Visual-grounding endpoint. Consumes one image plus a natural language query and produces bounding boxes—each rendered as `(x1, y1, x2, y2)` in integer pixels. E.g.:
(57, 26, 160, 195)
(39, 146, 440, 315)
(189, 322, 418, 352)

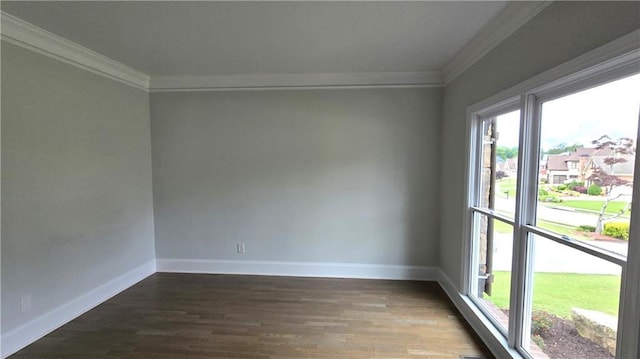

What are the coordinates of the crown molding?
(442, 1, 552, 86)
(149, 71, 443, 92)
(1, 11, 149, 91)
(0, 11, 440, 92)
(1, 1, 551, 92)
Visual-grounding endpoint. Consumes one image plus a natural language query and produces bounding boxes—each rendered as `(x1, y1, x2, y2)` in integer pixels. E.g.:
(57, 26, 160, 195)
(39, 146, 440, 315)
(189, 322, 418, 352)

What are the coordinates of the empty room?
(2, 1, 639, 358)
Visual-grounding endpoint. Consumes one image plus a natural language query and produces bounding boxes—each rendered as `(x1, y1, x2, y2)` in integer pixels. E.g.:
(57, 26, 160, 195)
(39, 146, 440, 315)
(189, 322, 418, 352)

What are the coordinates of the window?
(466, 51, 640, 359)
(469, 110, 520, 334)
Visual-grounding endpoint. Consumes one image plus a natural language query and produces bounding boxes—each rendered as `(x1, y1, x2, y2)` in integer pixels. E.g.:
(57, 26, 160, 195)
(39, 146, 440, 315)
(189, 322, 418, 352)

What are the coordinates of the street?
(491, 196, 627, 275)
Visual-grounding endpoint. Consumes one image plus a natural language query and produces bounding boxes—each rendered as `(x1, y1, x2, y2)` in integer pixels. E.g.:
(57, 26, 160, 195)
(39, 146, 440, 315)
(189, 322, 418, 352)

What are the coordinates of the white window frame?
(461, 29, 640, 359)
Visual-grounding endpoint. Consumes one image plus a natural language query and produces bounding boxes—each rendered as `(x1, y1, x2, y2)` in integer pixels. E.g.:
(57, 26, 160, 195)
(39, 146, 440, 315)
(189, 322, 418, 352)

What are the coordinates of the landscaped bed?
(534, 312, 613, 359)
(489, 272, 619, 358)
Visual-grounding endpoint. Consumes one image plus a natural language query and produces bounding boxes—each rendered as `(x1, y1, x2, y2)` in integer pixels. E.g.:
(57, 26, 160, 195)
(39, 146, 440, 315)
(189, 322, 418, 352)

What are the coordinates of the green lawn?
(487, 271, 620, 318)
(493, 220, 513, 233)
(497, 178, 517, 198)
(549, 200, 630, 215)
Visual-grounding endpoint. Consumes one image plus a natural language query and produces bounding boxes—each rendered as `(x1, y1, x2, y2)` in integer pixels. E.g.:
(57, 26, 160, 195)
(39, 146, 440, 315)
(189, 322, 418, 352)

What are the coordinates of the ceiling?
(2, 1, 507, 78)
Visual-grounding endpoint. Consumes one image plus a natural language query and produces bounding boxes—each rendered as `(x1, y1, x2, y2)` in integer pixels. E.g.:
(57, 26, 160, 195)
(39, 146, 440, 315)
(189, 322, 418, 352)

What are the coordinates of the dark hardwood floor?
(11, 273, 493, 358)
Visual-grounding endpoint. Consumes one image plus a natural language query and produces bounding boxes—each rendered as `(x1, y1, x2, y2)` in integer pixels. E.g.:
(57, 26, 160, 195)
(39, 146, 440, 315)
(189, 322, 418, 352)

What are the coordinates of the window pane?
(471, 212, 513, 333)
(478, 111, 521, 219)
(536, 74, 640, 258)
(524, 235, 621, 359)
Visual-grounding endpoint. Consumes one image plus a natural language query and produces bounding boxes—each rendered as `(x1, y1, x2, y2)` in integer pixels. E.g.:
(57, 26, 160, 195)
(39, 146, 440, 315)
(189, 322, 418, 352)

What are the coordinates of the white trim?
(0, 11, 149, 91)
(149, 71, 443, 92)
(0, 260, 156, 358)
(437, 270, 523, 359)
(156, 258, 436, 281)
(443, 1, 552, 85)
(150, 84, 439, 92)
(617, 112, 640, 359)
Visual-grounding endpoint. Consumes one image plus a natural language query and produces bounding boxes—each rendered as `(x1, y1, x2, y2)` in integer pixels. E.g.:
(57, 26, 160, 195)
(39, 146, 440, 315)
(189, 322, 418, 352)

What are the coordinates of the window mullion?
(462, 114, 483, 295)
(508, 94, 540, 351)
(616, 111, 640, 359)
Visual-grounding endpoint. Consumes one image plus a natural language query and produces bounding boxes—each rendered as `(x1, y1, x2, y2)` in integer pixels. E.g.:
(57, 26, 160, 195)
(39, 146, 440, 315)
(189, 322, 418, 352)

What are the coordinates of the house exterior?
(545, 147, 635, 186)
(545, 148, 597, 184)
(585, 154, 636, 185)
(497, 156, 518, 176)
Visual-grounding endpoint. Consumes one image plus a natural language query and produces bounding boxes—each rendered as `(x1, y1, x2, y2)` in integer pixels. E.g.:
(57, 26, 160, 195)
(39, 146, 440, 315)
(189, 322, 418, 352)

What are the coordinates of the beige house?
(545, 147, 635, 186)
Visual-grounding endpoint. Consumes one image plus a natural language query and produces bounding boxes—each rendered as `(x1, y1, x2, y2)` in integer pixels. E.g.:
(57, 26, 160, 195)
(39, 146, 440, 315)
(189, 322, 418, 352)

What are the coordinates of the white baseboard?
(436, 270, 522, 359)
(156, 258, 437, 281)
(1, 260, 156, 358)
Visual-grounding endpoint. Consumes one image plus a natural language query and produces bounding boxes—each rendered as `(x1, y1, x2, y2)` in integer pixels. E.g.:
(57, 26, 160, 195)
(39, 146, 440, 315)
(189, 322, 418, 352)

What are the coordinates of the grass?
(497, 178, 517, 198)
(487, 271, 620, 318)
(497, 178, 630, 216)
(493, 220, 513, 233)
(550, 200, 630, 215)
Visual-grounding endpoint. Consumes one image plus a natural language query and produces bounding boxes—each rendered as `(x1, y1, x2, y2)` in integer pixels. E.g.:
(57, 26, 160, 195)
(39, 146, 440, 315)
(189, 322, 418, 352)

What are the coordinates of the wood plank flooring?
(11, 273, 493, 358)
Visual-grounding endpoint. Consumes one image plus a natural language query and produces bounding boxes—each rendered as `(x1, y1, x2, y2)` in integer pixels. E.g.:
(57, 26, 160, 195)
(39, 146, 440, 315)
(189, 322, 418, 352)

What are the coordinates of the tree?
(545, 142, 584, 155)
(496, 146, 518, 159)
(588, 135, 634, 233)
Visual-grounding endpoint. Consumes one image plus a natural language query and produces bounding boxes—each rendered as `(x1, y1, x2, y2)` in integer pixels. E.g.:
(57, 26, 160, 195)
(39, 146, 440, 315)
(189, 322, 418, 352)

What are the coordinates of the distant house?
(585, 154, 635, 185)
(545, 148, 596, 184)
(497, 156, 517, 175)
(544, 147, 635, 185)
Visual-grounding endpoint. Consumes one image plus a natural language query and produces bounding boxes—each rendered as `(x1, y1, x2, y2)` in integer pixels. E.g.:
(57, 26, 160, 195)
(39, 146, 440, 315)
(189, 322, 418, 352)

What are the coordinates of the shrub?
(587, 184, 603, 196)
(573, 186, 588, 194)
(540, 178, 548, 184)
(538, 188, 549, 196)
(577, 225, 596, 232)
(556, 184, 567, 191)
(603, 222, 630, 240)
(531, 310, 554, 336)
(566, 181, 584, 190)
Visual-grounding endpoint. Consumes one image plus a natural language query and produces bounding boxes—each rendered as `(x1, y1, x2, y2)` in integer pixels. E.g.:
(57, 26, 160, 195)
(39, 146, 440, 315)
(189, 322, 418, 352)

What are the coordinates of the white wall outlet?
(237, 243, 246, 254)
(21, 294, 31, 312)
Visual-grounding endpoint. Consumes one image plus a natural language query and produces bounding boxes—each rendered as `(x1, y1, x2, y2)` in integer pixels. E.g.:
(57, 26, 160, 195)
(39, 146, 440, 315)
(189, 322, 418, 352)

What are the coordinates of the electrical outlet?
(21, 294, 31, 312)
(237, 243, 246, 254)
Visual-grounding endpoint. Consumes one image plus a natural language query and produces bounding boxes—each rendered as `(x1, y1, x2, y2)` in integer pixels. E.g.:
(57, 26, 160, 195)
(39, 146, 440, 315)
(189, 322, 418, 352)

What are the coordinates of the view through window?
(469, 73, 639, 359)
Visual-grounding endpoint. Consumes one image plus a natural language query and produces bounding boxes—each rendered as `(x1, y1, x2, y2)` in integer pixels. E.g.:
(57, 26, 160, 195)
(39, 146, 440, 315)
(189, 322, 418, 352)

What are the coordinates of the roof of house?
(546, 147, 636, 174)
(546, 154, 571, 171)
(591, 155, 636, 175)
(546, 148, 615, 169)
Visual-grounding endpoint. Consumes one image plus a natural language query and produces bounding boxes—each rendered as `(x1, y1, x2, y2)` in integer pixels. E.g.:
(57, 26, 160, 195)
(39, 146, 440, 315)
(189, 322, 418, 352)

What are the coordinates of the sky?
(495, 73, 640, 151)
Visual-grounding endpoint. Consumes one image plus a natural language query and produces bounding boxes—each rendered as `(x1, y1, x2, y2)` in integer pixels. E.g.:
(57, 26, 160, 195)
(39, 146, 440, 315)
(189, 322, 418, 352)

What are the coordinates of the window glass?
(536, 74, 640, 258)
(524, 235, 621, 359)
(477, 111, 521, 218)
(470, 213, 513, 333)
(468, 66, 639, 359)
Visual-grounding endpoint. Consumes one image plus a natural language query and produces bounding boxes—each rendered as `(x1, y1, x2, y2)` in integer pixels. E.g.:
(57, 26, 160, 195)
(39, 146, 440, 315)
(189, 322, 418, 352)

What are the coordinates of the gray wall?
(439, 1, 640, 287)
(151, 88, 441, 266)
(1, 43, 155, 333)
